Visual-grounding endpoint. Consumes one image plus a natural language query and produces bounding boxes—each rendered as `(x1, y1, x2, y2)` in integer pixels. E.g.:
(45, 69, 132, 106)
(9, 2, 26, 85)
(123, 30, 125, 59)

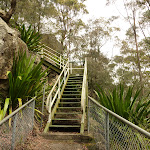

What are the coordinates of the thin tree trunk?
(132, 10, 144, 95)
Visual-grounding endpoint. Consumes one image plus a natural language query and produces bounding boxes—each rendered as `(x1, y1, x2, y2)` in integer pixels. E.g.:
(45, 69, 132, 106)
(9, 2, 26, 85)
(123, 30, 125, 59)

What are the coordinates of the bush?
(18, 24, 41, 52)
(7, 51, 47, 109)
(95, 84, 150, 128)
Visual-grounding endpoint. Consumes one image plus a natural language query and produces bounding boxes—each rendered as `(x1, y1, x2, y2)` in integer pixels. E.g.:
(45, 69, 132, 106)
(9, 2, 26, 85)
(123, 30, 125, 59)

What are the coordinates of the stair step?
(49, 125, 80, 128)
(64, 88, 82, 90)
(68, 79, 83, 81)
(58, 107, 81, 109)
(68, 77, 83, 79)
(66, 84, 82, 86)
(59, 102, 81, 107)
(53, 118, 80, 121)
(60, 98, 81, 102)
(55, 112, 81, 115)
(67, 82, 82, 84)
(63, 91, 81, 92)
(69, 75, 83, 77)
(62, 94, 81, 96)
(60, 102, 81, 104)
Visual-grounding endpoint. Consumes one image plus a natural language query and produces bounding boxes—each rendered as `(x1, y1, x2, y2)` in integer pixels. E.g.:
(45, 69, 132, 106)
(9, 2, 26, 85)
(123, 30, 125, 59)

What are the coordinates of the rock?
(0, 18, 28, 79)
(0, 18, 28, 97)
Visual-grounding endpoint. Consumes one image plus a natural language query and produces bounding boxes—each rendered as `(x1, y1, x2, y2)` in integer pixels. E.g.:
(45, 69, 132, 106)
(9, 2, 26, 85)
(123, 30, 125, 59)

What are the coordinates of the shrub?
(18, 24, 41, 52)
(95, 84, 150, 127)
(7, 51, 47, 109)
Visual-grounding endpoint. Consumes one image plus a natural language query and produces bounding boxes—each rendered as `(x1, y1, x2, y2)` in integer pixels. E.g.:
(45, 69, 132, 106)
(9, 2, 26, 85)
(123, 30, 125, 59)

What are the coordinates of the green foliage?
(95, 84, 150, 127)
(7, 51, 47, 109)
(0, 98, 9, 121)
(18, 24, 41, 52)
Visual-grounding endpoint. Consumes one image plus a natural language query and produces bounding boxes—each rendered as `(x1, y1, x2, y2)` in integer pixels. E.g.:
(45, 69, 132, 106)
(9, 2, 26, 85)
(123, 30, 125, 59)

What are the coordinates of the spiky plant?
(95, 84, 150, 127)
(0, 98, 9, 121)
(18, 24, 41, 52)
(7, 51, 47, 109)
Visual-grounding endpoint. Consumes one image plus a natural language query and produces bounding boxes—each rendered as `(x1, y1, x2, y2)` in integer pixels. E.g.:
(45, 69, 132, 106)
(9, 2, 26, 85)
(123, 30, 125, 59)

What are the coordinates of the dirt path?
(16, 130, 89, 150)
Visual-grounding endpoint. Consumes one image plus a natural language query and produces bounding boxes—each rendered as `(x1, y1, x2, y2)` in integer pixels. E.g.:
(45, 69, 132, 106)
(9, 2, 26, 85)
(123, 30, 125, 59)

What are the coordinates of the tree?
(107, 0, 150, 95)
(72, 18, 119, 95)
(50, 0, 88, 55)
(0, 0, 16, 23)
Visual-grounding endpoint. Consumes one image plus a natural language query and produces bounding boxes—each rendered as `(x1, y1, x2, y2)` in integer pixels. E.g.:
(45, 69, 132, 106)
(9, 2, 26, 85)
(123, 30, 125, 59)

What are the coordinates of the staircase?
(38, 44, 88, 134)
(38, 43, 67, 73)
(49, 74, 83, 132)
(44, 60, 87, 133)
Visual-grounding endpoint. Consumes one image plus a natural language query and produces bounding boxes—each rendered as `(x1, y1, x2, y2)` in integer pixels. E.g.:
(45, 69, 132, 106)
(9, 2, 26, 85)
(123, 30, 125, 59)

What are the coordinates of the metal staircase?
(49, 74, 83, 132)
(38, 43, 88, 134)
(38, 43, 67, 73)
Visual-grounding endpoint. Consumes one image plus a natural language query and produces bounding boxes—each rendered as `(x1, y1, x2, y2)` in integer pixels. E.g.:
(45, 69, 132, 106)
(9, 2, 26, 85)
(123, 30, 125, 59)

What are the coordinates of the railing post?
(41, 48, 44, 58)
(41, 84, 45, 127)
(70, 62, 72, 74)
(58, 79, 60, 98)
(63, 60, 64, 69)
(11, 114, 17, 150)
(44, 94, 52, 133)
(87, 97, 90, 134)
(60, 55, 62, 69)
(105, 112, 109, 150)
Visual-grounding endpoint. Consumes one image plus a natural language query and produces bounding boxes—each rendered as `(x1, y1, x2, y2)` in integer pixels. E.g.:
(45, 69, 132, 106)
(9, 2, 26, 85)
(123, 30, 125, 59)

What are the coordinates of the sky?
(82, 0, 130, 58)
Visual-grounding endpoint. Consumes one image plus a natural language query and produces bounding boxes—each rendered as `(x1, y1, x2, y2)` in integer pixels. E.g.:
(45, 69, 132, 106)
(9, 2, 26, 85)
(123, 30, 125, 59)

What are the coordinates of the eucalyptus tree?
(72, 18, 120, 94)
(0, 0, 55, 32)
(106, 0, 150, 95)
(0, 0, 16, 23)
(50, 0, 88, 55)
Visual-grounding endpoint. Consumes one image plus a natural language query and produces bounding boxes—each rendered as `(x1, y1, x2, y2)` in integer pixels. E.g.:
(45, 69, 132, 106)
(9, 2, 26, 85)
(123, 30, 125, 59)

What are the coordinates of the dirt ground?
(15, 127, 89, 150)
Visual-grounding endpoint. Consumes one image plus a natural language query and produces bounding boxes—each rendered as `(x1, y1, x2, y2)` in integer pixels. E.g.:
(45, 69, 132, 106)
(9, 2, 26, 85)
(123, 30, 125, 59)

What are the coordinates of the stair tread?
(62, 94, 81, 96)
(63, 91, 81, 92)
(53, 118, 80, 121)
(58, 107, 81, 109)
(60, 102, 80, 104)
(65, 85, 82, 86)
(55, 112, 81, 114)
(69, 75, 83, 77)
(67, 82, 82, 83)
(49, 125, 80, 128)
(61, 98, 81, 99)
(68, 79, 83, 81)
(64, 88, 82, 90)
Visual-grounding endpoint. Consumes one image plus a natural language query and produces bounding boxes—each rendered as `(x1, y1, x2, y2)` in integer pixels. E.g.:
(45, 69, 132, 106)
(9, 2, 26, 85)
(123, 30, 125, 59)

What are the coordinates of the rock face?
(0, 18, 28, 79)
(0, 18, 28, 97)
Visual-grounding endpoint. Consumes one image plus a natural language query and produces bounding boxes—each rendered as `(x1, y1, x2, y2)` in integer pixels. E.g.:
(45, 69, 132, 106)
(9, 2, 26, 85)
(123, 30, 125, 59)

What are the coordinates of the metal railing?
(0, 97, 36, 150)
(88, 96, 150, 150)
(80, 58, 88, 134)
(38, 43, 67, 69)
(44, 59, 70, 132)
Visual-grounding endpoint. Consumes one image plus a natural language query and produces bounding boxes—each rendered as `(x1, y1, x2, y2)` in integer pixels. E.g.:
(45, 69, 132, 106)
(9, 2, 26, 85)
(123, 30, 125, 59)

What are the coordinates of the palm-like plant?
(7, 51, 47, 109)
(18, 24, 41, 52)
(0, 98, 9, 121)
(95, 84, 150, 127)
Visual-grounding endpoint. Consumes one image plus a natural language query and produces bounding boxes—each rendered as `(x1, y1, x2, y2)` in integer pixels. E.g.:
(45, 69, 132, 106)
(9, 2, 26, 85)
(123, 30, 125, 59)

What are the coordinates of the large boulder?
(0, 18, 28, 97)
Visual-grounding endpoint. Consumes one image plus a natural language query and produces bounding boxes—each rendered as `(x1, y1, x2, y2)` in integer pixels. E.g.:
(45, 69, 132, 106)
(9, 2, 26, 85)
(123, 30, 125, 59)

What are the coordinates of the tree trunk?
(132, 10, 144, 95)
(0, 0, 16, 24)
